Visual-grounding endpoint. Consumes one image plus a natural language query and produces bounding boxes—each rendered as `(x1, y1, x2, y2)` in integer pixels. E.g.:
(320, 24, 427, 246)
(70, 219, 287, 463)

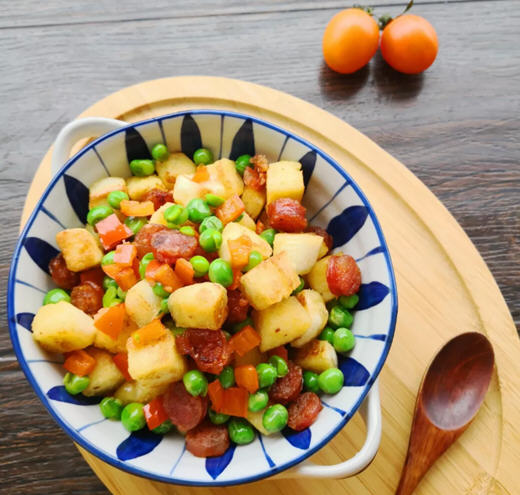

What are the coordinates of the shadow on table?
(319, 52, 424, 102)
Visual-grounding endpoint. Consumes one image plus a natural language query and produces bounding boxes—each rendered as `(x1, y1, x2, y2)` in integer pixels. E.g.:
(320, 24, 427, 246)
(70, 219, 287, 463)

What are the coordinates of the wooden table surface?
(1, 1, 518, 494)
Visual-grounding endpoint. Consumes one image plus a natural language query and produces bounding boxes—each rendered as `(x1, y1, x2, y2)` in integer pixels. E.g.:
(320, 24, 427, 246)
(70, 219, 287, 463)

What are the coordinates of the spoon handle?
(396, 400, 465, 495)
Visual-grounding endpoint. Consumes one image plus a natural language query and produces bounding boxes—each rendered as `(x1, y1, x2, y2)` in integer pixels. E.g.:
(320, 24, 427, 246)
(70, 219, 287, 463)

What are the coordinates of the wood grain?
(1, 1, 519, 494)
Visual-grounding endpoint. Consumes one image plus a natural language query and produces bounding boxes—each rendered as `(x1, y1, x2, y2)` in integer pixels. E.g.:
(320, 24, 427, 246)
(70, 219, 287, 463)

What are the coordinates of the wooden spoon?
(396, 332, 495, 495)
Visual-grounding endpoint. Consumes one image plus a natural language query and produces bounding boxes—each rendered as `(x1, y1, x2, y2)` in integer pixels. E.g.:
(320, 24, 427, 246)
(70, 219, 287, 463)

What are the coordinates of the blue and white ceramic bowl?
(8, 110, 397, 485)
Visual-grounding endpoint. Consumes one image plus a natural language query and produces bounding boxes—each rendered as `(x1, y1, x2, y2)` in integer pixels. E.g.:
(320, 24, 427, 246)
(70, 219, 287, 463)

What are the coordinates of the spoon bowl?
(396, 332, 494, 495)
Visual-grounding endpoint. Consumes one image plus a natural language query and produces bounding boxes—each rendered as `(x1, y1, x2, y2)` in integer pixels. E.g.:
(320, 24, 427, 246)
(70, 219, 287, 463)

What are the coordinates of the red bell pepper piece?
(112, 352, 132, 381)
(143, 396, 169, 430)
(94, 304, 126, 340)
(234, 365, 259, 393)
(113, 244, 137, 267)
(95, 214, 133, 250)
(63, 349, 96, 376)
(229, 325, 261, 357)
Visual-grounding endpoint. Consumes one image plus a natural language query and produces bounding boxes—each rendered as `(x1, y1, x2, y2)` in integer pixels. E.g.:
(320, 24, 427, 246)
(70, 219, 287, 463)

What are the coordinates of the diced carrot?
(219, 387, 249, 418)
(120, 200, 155, 217)
(268, 346, 289, 362)
(229, 325, 261, 357)
(96, 214, 133, 250)
(143, 397, 169, 431)
(234, 365, 259, 394)
(114, 266, 138, 291)
(174, 258, 194, 285)
(63, 349, 96, 377)
(228, 235, 252, 268)
(256, 220, 266, 234)
(208, 379, 225, 411)
(228, 269, 242, 291)
(112, 352, 132, 381)
(154, 263, 183, 292)
(192, 164, 210, 183)
(215, 194, 245, 224)
(131, 319, 167, 347)
(102, 263, 123, 279)
(94, 303, 126, 340)
(79, 267, 105, 288)
(113, 244, 137, 267)
(145, 259, 162, 281)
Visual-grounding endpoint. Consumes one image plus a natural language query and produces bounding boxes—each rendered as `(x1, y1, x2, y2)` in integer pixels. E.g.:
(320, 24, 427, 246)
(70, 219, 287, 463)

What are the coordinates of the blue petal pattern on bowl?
(8, 110, 397, 486)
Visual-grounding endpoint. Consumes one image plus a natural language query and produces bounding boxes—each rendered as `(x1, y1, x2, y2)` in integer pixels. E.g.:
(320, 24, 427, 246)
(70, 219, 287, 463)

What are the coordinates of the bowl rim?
(8, 109, 397, 486)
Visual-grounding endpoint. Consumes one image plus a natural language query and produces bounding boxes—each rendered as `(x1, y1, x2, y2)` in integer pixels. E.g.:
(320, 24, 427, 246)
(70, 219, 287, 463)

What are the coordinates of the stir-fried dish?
(32, 144, 362, 457)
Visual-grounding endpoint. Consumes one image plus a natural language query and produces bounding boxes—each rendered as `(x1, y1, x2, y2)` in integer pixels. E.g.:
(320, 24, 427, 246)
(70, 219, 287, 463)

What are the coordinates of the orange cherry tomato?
(381, 14, 438, 74)
(322, 8, 379, 74)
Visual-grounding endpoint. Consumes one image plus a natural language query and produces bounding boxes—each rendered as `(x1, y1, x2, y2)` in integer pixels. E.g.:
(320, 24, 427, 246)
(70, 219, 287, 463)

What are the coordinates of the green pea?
(121, 403, 146, 432)
(333, 327, 356, 353)
(183, 370, 208, 397)
(171, 327, 185, 337)
(151, 143, 169, 162)
(164, 204, 188, 225)
(87, 205, 113, 226)
(199, 229, 223, 253)
(208, 409, 230, 425)
(179, 225, 196, 236)
(318, 368, 344, 395)
(231, 316, 254, 334)
(259, 228, 276, 246)
(124, 216, 147, 235)
(235, 154, 252, 176)
(152, 419, 174, 434)
(186, 198, 212, 223)
(268, 355, 289, 377)
(228, 418, 255, 445)
(153, 282, 170, 298)
(43, 288, 70, 305)
(117, 287, 127, 301)
(193, 147, 214, 165)
(303, 370, 320, 394)
(139, 253, 154, 279)
(318, 326, 335, 345)
(243, 250, 262, 272)
(129, 159, 155, 177)
(103, 276, 118, 291)
(190, 255, 210, 277)
(101, 251, 115, 266)
(328, 305, 353, 329)
(205, 193, 225, 207)
(248, 389, 269, 412)
(256, 363, 277, 388)
(292, 276, 305, 295)
(199, 215, 223, 233)
(103, 286, 122, 308)
(107, 190, 129, 209)
(208, 258, 233, 287)
(219, 366, 235, 389)
(160, 298, 169, 314)
(262, 404, 288, 433)
(63, 372, 90, 395)
(99, 397, 123, 420)
(339, 294, 359, 309)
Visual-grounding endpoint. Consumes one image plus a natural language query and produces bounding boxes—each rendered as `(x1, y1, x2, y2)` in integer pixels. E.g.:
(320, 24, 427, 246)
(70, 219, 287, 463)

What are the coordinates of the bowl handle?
(51, 117, 127, 176)
(278, 379, 382, 479)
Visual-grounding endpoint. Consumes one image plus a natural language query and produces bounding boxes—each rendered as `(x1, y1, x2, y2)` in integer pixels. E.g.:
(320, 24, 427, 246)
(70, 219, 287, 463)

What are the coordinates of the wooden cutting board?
(21, 77, 520, 495)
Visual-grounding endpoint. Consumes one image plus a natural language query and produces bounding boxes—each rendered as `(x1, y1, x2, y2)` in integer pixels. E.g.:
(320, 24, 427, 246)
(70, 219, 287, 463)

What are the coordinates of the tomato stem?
(377, 0, 414, 30)
(352, 4, 374, 15)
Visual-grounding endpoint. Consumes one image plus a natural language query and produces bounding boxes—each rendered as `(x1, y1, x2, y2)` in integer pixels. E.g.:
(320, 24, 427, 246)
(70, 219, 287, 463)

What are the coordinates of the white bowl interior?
(9, 111, 396, 485)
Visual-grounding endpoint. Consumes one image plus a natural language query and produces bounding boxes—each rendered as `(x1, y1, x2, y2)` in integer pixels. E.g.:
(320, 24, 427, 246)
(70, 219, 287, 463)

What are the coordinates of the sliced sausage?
(70, 281, 103, 315)
(288, 392, 323, 431)
(185, 421, 230, 458)
(151, 230, 198, 264)
(269, 362, 303, 405)
(163, 381, 208, 433)
(176, 329, 230, 375)
(134, 223, 167, 258)
(326, 254, 361, 297)
(266, 198, 307, 233)
(142, 188, 174, 210)
(226, 290, 250, 324)
(49, 253, 80, 289)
